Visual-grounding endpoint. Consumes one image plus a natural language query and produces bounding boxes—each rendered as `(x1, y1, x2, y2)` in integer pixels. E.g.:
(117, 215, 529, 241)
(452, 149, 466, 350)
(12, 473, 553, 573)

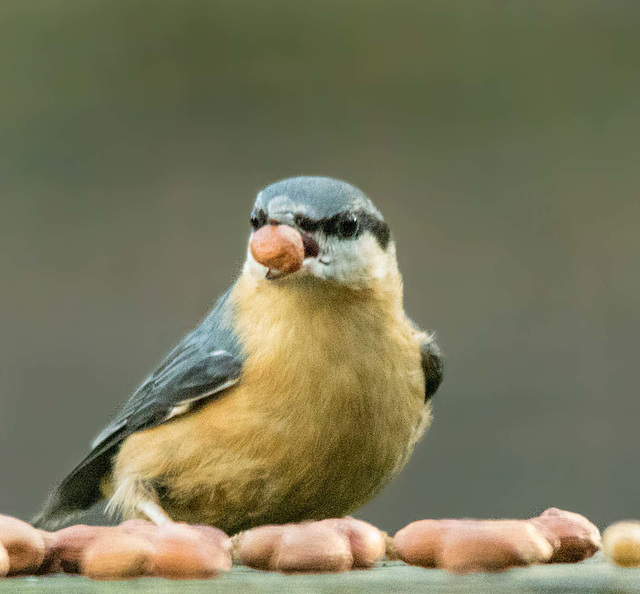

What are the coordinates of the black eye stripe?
(250, 209, 268, 230)
(293, 214, 320, 233)
(291, 211, 391, 249)
(321, 215, 342, 236)
(252, 209, 389, 248)
(337, 213, 359, 238)
(361, 214, 391, 249)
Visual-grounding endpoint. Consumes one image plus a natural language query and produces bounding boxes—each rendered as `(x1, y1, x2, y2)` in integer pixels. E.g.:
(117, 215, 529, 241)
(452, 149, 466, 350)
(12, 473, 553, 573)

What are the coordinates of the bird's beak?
(250, 224, 306, 279)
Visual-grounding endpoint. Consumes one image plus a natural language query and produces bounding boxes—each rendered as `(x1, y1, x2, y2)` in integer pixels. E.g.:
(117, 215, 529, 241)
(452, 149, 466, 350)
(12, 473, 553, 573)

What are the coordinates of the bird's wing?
(33, 288, 244, 529)
(91, 287, 243, 452)
(407, 318, 444, 402)
(419, 333, 443, 401)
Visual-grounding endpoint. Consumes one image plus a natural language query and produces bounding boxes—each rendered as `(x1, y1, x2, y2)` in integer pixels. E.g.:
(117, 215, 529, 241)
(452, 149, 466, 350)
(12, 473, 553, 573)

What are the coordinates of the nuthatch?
(34, 176, 443, 534)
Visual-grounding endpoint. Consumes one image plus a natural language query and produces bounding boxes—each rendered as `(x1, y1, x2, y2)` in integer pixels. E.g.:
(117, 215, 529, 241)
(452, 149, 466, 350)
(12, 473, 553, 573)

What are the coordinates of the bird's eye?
(250, 210, 267, 231)
(294, 214, 319, 233)
(337, 213, 359, 238)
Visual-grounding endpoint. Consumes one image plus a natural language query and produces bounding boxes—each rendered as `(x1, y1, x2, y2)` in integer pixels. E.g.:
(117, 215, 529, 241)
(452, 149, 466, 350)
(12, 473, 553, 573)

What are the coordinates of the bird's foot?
(136, 500, 173, 526)
(107, 477, 174, 526)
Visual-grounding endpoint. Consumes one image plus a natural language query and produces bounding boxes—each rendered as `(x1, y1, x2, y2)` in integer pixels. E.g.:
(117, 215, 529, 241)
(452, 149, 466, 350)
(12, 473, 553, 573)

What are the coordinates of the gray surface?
(2, 559, 640, 594)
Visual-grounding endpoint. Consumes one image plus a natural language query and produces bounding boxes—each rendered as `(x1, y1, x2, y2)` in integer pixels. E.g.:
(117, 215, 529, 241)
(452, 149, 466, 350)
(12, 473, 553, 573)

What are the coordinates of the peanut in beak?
(250, 225, 305, 277)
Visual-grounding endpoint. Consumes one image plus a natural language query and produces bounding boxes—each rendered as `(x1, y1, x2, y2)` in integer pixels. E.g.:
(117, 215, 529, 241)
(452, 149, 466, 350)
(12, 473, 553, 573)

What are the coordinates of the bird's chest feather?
(221, 277, 427, 504)
(116, 276, 427, 530)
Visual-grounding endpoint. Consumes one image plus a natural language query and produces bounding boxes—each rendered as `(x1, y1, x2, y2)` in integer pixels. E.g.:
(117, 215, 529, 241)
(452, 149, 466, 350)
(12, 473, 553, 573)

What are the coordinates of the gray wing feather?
(407, 317, 444, 402)
(92, 347, 241, 449)
(419, 333, 443, 402)
(92, 288, 243, 449)
(33, 287, 244, 529)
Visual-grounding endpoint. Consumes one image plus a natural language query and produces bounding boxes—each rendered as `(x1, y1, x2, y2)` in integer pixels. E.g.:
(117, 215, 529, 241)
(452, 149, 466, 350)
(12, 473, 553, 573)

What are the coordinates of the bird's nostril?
(302, 234, 320, 259)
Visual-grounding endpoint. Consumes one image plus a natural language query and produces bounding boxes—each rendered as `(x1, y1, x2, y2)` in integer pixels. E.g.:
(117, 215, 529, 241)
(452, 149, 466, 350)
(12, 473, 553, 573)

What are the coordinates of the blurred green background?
(1, 1, 639, 533)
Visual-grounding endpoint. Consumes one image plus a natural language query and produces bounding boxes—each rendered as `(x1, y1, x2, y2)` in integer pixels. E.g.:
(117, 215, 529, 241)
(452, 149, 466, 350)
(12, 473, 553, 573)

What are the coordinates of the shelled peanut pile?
(0, 508, 635, 580)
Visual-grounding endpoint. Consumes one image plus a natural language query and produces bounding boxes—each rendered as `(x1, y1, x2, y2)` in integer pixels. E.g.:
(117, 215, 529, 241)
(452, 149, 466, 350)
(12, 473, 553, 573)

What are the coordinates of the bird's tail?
(31, 451, 120, 530)
(32, 500, 118, 531)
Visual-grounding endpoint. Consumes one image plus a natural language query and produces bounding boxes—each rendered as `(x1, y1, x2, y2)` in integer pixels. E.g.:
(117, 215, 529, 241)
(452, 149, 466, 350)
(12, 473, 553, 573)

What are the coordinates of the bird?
(33, 176, 443, 534)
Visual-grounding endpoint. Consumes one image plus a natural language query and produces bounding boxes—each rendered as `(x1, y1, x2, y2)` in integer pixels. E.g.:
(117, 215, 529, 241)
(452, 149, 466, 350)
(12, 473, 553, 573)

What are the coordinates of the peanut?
(0, 514, 46, 575)
(151, 523, 232, 579)
(603, 521, 640, 567)
(235, 520, 378, 573)
(529, 507, 601, 563)
(82, 533, 154, 580)
(250, 225, 305, 276)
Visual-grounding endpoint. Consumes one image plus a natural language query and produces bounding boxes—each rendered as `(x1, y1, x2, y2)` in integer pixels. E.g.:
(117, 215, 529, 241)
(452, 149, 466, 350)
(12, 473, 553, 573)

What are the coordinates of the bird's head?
(243, 177, 397, 291)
